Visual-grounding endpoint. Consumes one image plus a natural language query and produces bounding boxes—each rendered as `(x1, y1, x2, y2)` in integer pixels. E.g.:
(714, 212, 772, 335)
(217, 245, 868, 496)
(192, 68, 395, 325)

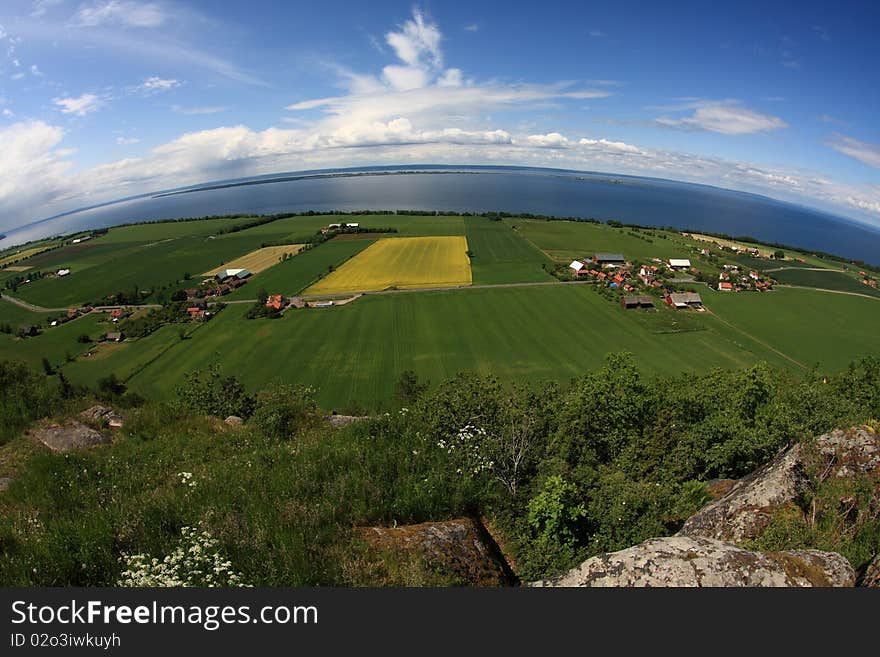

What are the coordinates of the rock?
(361, 518, 516, 586)
(0, 477, 12, 492)
(326, 414, 369, 429)
(860, 555, 880, 587)
(80, 404, 124, 429)
(33, 421, 111, 452)
(680, 426, 880, 543)
(705, 478, 737, 500)
(224, 415, 243, 426)
(531, 536, 855, 587)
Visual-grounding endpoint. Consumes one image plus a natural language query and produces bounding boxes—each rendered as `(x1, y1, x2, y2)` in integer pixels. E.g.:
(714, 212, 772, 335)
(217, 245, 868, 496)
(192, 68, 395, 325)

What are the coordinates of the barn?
(592, 253, 626, 267)
(620, 295, 655, 309)
(666, 292, 703, 309)
(668, 258, 692, 270)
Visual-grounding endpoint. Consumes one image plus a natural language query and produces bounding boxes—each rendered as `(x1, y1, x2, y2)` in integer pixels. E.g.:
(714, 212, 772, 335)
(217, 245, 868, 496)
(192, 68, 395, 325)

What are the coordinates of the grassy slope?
(464, 217, 555, 284)
(224, 239, 375, 299)
(0, 296, 48, 325)
(703, 287, 880, 371)
(122, 285, 790, 410)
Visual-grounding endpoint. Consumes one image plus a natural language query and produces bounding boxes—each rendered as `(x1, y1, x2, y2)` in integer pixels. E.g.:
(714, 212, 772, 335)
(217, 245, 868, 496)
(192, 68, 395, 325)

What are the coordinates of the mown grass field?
(703, 287, 880, 371)
(510, 219, 698, 263)
(463, 217, 555, 284)
(224, 240, 374, 299)
(767, 268, 880, 297)
(304, 236, 472, 295)
(0, 245, 57, 268)
(0, 313, 107, 370)
(203, 244, 305, 276)
(0, 297, 48, 326)
(113, 285, 799, 410)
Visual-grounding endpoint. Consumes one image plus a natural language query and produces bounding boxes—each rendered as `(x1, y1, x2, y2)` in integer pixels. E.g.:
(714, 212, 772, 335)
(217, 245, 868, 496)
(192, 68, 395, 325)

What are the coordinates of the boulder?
(680, 426, 879, 542)
(361, 518, 516, 586)
(33, 421, 111, 453)
(531, 536, 855, 587)
(80, 405, 124, 429)
(326, 414, 370, 429)
(224, 415, 244, 426)
(860, 555, 880, 588)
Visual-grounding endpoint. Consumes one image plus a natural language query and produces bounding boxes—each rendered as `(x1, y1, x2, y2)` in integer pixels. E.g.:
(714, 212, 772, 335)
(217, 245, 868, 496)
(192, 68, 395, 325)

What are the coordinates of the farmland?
(203, 244, 305, 276)
(303, 236, 472, 295)
(0, 312, 107, 371)
(0, 244, 58, 268)
(463, 217, 555, 284)
(766, 267, 880, 297)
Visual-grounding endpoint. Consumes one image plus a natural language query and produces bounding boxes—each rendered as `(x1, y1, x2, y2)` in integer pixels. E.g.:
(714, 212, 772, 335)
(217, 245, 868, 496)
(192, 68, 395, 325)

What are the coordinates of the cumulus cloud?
(70, 1, 167, 29)
(115, 136, 140, 145)
(827, 134, 880, 169)
(53, 93, 103, 116)
(655, 101, 787, 135)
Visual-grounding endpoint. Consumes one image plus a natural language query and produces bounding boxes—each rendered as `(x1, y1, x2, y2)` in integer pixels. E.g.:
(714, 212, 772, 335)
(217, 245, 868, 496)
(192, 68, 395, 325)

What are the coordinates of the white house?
(569, 260, 585, 273)
(57, 268, 71, 277)
(668, 259, 691, 269)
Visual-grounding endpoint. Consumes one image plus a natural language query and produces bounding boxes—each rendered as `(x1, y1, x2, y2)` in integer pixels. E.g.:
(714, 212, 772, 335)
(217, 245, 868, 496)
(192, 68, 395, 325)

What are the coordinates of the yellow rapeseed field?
(304, 236, 472, 295)
(0, 246, 52, 268)
(203, 244, 305, 276)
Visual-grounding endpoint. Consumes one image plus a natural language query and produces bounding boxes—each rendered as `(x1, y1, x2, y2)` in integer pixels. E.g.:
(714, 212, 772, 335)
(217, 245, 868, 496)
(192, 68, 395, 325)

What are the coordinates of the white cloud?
(30, 64, 43, 76)
(116, 136, 140, 145)
(171, 105, 227, 115)
(54, 93, 103, 116)
(655, 102, 787, 135)
(827, 134, 880, 169)
(525, 132, 571, 148)
(2, 108, 14, 118)
(31, 0, 66, 18)
(70, 1, 166, 29)
(464, 24, 479, 32)
(588, 29, 605, 38)
(136, 76, 182, 95)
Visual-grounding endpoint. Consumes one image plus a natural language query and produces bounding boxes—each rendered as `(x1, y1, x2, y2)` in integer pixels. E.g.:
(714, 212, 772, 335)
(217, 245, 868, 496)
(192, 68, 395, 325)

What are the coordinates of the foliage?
(174, 363, 255, 419)
(249, 381, 320, 439)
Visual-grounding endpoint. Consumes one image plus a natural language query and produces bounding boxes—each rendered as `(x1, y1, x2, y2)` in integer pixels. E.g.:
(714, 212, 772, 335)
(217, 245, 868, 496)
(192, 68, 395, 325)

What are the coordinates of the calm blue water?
(4, 165, 880, 265)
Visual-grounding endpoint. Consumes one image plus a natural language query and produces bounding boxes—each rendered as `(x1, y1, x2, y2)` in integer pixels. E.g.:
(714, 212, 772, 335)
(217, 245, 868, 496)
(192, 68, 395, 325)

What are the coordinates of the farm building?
(214, 268, 252, 282)
(668, 259, 691, 270)
(104, 332, 123, 342)
(228, 278, 247, 289)
(718, 282, 733, 291)
(186, 307, 206, 321)
(19, 325, 40, 337)
(56, 268, 71, 277)
(592, 253, 626, 267)
(569, 260, 588, 275)
(265, 294, 285, 310)
(666, 292, 703, 309)
(620, 295, 655, 309)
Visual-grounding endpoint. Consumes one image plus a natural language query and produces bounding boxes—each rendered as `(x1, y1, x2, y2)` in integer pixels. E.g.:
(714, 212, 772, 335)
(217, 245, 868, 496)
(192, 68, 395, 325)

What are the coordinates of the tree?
(774, 249, 785, 259)
(170, 289, 188, 302)
(41, 357, 54, 375)
(98, 373, 127, 398)
(395, 370, 427, 405)
(256, 288, 268, 305)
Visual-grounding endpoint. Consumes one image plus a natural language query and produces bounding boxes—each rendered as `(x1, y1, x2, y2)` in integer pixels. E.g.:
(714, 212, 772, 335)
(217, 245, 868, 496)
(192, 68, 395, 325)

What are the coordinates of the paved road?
(776, 284, 880, 301)
(0, 292, 163, 313)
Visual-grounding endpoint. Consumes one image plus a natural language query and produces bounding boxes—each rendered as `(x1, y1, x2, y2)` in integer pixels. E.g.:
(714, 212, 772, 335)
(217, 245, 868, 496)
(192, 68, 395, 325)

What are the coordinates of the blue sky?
(1, 0, 879, 232)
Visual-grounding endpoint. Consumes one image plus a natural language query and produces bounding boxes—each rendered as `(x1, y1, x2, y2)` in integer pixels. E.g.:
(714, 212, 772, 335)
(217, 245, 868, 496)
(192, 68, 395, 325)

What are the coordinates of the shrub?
(250, 382, 320, 439)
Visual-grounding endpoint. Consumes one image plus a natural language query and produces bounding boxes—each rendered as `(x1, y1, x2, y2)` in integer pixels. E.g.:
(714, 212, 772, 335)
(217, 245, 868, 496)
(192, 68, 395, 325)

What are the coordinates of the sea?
(4, 165, 880, 265)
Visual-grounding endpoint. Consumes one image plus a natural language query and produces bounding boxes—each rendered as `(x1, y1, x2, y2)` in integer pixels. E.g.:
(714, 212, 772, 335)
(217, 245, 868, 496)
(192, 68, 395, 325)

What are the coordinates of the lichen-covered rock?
(326, 414, 369, 429)
(224, 415, 243, 426)
(361, 518, 515, 586)
(33, 421, 111, 452)
(680, 426, 880, 542)
(861, 555, 880, 587)
(80, 405, 124, 428)
(531, 536, 855, 587)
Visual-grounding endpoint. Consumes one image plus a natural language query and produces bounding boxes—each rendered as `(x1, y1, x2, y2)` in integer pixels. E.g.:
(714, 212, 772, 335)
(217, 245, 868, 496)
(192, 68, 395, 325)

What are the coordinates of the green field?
(0, 297, 49, 326)
(0, 313, 107, 370)
(703, 287, 880, 371)
(767, 268, 880, 297)
(225, 239, 375, 299)
(510, 219, 698, 263)
(110, 285, 801, 410)
(464, 217, 555, 284)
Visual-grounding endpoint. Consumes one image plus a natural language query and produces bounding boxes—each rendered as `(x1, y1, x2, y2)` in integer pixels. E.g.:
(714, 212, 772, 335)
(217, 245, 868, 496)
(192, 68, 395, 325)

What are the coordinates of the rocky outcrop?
(680, 426, 879, 542)
(326, 414, 370, 429)
(861, 555, 880, 588)
(224, 415, 244, 426)
(531, 536, 855, 587)
(33, 421, 111, 453)
(362, 518, 516, 586)
(80, 405, 124, 428)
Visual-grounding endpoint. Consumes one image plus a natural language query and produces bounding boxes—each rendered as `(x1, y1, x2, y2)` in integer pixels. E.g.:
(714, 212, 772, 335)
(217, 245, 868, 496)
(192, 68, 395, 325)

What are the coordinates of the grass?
(0, 296, 49, 325)
(13, 233, 271, 307)
(0, 313, 107, 370)
(703, 287, 880, 372)
(463, 217, 555, 284)
(768, 268, 880, 297)
(115, 285, 794, 410)
(303, 236, 472, 295)
(224, 239, 374, 299)
(202, 244, 305, 276)
(0, 245, 57, 268)
(510, 219, 698, 264)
